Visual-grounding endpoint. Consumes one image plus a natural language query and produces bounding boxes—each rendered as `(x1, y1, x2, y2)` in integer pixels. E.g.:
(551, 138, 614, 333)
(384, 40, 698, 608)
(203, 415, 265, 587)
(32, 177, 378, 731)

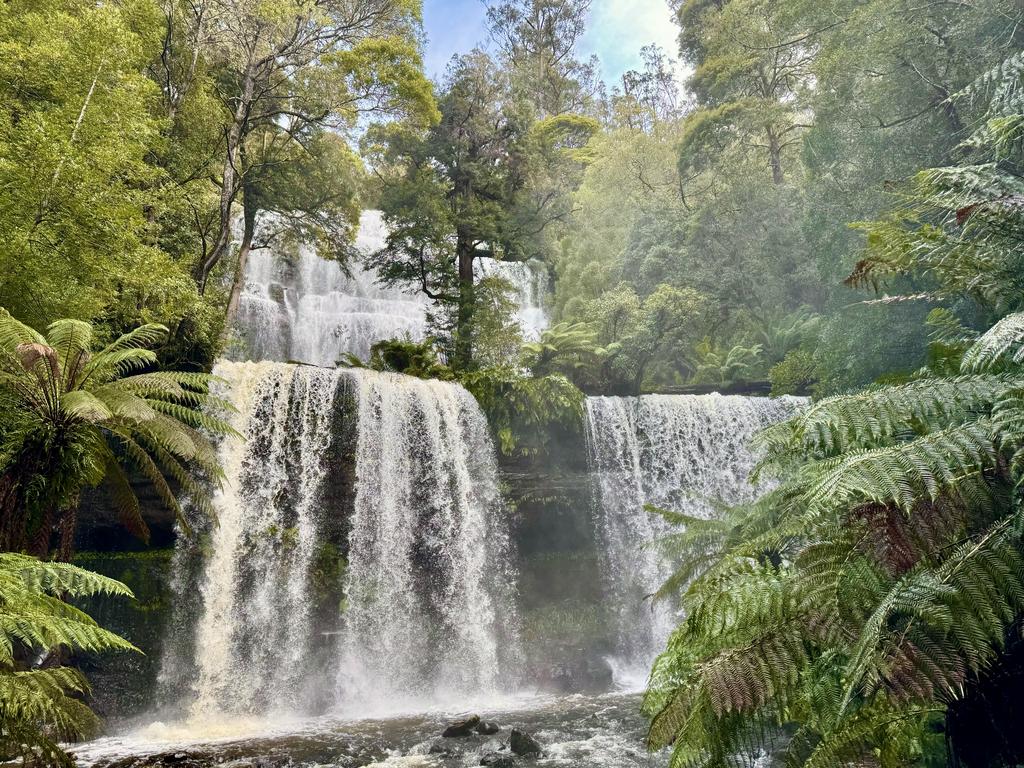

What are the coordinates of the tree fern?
(0, 554, 136, 767)
(0, 311, 237, 557)
(962, 311, 1024, 372)
(647, 265, 1024, 766)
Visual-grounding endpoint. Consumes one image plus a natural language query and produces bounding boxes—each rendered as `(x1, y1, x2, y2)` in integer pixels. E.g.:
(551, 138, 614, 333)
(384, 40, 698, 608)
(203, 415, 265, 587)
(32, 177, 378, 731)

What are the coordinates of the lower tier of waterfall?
(584, 393, 805, 682)
(159, 361, 519, 720)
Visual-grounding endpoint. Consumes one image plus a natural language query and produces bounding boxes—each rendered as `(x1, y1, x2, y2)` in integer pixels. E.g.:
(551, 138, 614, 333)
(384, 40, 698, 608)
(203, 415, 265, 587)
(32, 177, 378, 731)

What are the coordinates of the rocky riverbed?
(72, 693, 664, 768)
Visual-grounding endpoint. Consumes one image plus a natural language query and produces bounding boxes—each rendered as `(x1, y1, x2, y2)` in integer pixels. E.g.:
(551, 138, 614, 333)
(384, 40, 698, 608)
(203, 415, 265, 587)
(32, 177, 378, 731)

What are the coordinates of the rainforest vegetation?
(2, 0, 1024, 766)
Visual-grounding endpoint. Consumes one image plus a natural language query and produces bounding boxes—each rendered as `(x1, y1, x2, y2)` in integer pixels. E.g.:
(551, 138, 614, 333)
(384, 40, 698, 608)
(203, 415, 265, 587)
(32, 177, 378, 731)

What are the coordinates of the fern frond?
(962, 312, 1024, 371)
(0, 309, 46, 349)
(97, 447, 147, 544)
(0, 553, 134, 599)
(767, 376, 1009, 459)
(85, 346, 160, 382)
(60, 390, 113, 422)
(801, 422, 996, 514)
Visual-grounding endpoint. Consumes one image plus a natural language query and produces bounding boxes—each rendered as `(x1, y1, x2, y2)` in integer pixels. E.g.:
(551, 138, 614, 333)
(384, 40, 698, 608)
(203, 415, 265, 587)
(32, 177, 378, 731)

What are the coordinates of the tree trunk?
(453, 229, 475, 370)
(0, 472, 22, 553)
(450, 173, 477, 370)
(767, 127, 784, 185)
(195, 66, 254, 294)
(223, 179, 258, 340)
(56, 499, 79, 562)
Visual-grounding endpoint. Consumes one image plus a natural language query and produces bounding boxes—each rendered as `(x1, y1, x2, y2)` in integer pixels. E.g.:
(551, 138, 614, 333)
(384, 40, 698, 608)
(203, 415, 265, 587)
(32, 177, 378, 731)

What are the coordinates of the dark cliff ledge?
(72, 550, 175, 721)
(76, 484, 179, 553)
(642, 380, 773, 396)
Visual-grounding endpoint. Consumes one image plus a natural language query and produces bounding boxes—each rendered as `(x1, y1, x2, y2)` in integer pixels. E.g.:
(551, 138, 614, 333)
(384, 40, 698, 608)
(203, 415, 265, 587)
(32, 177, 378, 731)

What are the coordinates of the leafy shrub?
(340, 338, 454, 380)
(769, 348, 819, 395)
(460, 366, 584, 459)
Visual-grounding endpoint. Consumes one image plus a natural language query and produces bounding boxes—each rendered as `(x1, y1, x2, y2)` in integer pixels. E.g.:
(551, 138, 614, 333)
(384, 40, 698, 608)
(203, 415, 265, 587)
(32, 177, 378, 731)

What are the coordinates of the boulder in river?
(442, 714, 481, 737)
(480, 752, 515, 768)
(428, 739, 455, 755)
(509, 729, 543, 757)
(476, 720, 501, 735)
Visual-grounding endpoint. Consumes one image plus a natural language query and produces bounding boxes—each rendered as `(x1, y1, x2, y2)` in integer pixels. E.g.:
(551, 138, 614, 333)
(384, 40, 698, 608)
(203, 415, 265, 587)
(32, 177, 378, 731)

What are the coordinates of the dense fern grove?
(644, 54, 1024, 768)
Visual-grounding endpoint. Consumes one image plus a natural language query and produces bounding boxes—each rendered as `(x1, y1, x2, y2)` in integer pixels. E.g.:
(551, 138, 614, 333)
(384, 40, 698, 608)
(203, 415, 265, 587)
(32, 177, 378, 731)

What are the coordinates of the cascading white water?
(336, 369, 518, 715)
(476, 257, 549, 340)
(173, 360, 518, 720)
(233, 210, 428, 365)
(584, 394, 805, 685)
(186, 361, 343, 717)
(233, 212, 552, 363)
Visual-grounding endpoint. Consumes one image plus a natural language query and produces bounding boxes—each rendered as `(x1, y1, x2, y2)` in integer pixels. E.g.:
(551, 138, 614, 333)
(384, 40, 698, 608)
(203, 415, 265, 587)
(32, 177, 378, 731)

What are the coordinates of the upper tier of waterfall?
(584, 393, 806, 685)
(475, 256, 549, 340)
(230, 211, 549, 365)
(232, 211, 429, 365)
(163, 361, 520, 720)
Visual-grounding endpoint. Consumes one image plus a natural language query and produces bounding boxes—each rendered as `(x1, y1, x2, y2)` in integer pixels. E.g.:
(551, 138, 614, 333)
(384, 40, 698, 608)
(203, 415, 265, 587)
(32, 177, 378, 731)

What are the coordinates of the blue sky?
(421, 0, 682, 85)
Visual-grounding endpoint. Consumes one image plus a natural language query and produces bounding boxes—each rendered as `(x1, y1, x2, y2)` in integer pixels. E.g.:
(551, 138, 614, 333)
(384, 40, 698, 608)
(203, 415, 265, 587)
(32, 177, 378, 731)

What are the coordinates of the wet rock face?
(537, 653, 615, 694)
(476, 720, 501, 735)
(509, 729, 543, 757)
(442, 714, 481, 738)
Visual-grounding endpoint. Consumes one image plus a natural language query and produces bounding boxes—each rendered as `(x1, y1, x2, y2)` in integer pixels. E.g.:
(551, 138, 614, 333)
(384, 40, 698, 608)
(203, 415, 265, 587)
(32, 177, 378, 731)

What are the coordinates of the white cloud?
(421, 0, 684, 87)
(579, 0, 682, 84)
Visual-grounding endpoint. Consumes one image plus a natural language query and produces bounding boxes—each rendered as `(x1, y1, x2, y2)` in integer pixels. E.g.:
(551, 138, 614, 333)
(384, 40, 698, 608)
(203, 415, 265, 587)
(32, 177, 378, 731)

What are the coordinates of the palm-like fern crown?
(0, 553, 136, 767)
(644, 54, 1024, 768)
(522, 321, 604, 376)
(0, 311, 236, 556)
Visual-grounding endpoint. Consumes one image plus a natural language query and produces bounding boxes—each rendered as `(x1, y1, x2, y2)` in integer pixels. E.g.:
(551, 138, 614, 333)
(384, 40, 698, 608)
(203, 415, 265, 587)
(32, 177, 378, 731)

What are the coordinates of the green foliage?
(564, 283, 709, 393)
(484, 0, 598, 117)
(645, 50, 1024, 767)
(691, 340, 765, 390)
(344, 338, 454, 381)
(552, 0, 1023, 398)
(466, 277, 526, 369)
(848, 42, 1024, 317)
(0, 553, 137, 767)
(0, 0, 222, 365)
(0, 312, 235, 558)
(460, 367, 584, 459)
(368, 43, 597, 370)
(770, 349, 819, 396)
(522, 322, 604, 380)
(0, 0, 440, 368)
(366, 51, 532, 368)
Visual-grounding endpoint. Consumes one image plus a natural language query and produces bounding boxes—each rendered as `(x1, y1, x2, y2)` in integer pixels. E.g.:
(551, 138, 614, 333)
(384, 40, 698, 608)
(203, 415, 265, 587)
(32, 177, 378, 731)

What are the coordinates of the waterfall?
(183, 361, 346, 717)
(584, 394, 805, 684)
(169, 360, 518, 720)
(232, 210, 428, 365)
(232, 212, 553, 364)
(336, 370, 518, 715)
(476, 257, 549, 340)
